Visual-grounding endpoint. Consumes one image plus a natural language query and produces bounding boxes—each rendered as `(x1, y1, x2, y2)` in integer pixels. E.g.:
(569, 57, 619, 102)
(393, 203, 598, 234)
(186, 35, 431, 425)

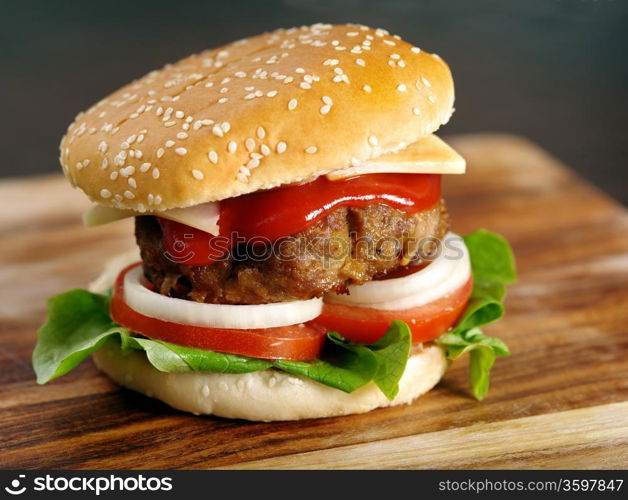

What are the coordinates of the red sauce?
(159, 173, 441, 266)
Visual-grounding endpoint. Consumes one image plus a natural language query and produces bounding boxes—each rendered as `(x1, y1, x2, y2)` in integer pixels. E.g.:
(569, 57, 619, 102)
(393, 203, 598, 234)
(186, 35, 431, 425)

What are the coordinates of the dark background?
(2, 0, 627, 203)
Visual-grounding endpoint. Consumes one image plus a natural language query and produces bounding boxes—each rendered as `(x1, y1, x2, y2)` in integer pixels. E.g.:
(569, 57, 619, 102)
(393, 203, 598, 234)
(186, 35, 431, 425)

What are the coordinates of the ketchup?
(159, 173, 441, 266)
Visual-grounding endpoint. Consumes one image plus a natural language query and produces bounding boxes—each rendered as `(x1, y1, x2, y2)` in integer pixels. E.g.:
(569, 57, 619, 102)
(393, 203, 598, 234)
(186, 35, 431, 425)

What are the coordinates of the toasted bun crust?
(60, 24, 454, 211)
(92, 343, 447, 421)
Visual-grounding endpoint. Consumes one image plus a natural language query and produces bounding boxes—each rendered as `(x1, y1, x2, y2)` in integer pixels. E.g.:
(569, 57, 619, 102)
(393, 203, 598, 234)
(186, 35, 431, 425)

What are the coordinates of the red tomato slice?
(110, 264, 326, 361)
(314, 277, 473, 344)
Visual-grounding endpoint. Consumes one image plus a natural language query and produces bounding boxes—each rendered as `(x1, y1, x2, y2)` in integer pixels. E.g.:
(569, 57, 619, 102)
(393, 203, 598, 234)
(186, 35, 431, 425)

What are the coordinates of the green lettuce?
(436, 230, 516, 400)
(32, 229, 515, 401)
(33, 292, 411, 399)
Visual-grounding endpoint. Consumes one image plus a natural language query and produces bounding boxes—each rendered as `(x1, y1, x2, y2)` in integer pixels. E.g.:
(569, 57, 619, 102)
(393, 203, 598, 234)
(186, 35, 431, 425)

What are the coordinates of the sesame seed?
(120, 141, 130, 150)
(175, 110, 184, 119)
(397, 83, 407, 92)
(322, 95, 333, 105)
(110, 171, 118, 180)
(276, 141, 287, 154)
(350, 157, 361, 167)
(299, 82, 311, 90)
(124, 190, 135, 199)
(383, 40, 396, 46)
(154, 195, 162, 204)
(140, 162, 152, 172)
(398, 60, 406, 68)
(228, 141, 237, 153)
(235, 71, 246, 78)
(295, 67, 305, 73)
(266, 90, 278, 97)
(98, 141, 108, 153)
(177, 132, 188, 139)
(100, 189, 112, 199)
(305, 146, 318, 154)
(421, 76, 431, 87)
(101, 158, 109, 169)
(120, 166, 135, 177)
(192, 169, 204, 180)
(245, 138, 256, 152)
(260, 144, 271, 156)
(193, 120, 202, 130)
(157, 148, 165, 158)
(212, 125, 224, 137)
(413, 107, 421, 115)
(390, 53, 400, 60)
(320, 104, 331, 115)
(218, 97, 228, 104)
(428, 95, 437, 103)
(288, 98, 298, 110)
(175, 147, 187, 156)
(355, 58, 365, 67)
(363, 84, 372, 93)
(152, 168, 160, 179)
(368, 135, 379, 146)
(247, 158, 260, 169)
(165, 140, 175, 148)
(221, 121, 231, 133)
(128, 178, 137, 188)
(411, 47, 421, 54)
(164, 121, 176, 127)
(257, 126, 266, 139)
(208, 150, 218, 164)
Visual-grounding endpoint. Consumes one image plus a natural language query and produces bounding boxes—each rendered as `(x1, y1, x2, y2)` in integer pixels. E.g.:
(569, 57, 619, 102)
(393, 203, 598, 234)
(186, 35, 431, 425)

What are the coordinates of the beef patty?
(136, 201, 449, 304)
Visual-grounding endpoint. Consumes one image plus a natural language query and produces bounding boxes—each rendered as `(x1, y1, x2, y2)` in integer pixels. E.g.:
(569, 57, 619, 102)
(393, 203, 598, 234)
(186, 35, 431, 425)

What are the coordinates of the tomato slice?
(314, 277, 473, 344)
(110, 264, 326, 361)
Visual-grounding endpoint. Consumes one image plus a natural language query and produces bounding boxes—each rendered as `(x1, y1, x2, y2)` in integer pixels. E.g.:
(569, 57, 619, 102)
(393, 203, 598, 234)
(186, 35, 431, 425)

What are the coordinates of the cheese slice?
(83, 202, 220, 235)
(326, 134, 465, 181)
(84, 135, 462, 232)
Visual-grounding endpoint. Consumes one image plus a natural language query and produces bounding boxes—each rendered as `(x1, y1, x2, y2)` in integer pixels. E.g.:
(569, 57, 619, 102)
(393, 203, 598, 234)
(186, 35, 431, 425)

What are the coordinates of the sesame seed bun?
(60, 23, 454, 211)
(92, 341, 447, 421)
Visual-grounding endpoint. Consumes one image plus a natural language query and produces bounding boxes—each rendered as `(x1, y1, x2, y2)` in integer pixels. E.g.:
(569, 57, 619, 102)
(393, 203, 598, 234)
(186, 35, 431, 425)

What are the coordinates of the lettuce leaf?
(33, 291, 411, 399)
(436, 230, 516, 400)
(32, 229, 514, 401)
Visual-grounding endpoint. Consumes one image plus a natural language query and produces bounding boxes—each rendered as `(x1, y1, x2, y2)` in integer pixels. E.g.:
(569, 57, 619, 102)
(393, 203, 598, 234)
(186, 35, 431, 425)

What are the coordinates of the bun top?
(60, 24, 455, 211)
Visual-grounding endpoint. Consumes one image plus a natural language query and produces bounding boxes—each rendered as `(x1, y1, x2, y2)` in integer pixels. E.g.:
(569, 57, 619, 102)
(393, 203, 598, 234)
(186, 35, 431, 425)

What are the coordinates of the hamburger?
(33, 24, 516, 421)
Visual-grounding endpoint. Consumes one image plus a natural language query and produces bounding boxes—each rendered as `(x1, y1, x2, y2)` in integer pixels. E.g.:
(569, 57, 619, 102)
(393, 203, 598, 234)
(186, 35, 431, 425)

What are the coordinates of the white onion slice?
(123, 266, 323, 329)
(326, 232, 471, 311)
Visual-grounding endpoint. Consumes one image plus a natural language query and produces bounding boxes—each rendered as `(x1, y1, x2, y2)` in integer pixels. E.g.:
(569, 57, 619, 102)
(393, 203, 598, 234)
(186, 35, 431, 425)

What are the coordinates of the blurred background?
(2, 0, 626, 203)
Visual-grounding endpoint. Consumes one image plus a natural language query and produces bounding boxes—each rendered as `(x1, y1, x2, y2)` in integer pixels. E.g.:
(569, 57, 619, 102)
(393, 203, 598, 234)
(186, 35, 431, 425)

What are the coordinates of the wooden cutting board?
(1, 134, 627, 470)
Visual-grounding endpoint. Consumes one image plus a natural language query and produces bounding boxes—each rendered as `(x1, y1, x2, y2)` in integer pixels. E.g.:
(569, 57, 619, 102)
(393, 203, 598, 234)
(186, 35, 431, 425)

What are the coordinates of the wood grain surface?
(1, 134, 627, 470)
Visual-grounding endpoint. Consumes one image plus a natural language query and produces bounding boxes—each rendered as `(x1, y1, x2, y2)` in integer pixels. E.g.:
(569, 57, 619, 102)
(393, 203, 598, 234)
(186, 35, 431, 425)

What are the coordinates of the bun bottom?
(92, 343, 447, 421)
